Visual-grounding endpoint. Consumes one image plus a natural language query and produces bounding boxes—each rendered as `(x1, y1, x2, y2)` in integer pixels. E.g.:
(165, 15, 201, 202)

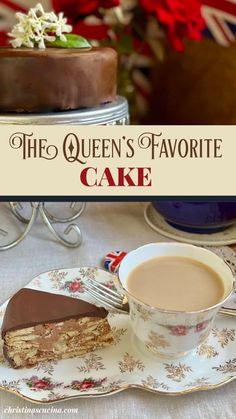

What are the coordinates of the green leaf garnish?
(50, 34, 91, 49)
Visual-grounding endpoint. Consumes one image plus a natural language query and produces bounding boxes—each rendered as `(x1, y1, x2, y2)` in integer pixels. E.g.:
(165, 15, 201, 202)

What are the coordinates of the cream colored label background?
(0, 125, 234, 196)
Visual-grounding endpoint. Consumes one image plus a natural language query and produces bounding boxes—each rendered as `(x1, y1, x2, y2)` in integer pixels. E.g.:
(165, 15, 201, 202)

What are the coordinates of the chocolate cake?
(0, 47, 117, 113)
(1, 289, 113, 368)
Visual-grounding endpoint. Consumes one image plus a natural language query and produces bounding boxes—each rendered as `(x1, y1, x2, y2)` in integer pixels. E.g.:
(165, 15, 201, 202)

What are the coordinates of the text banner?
(0, 125, 234, 196)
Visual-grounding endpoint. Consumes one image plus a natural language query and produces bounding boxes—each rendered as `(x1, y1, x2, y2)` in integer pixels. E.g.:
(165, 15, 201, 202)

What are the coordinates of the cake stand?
(0, 96, 129, 125)
(0, 96, 129, 250)
(0, 202, 86, 250)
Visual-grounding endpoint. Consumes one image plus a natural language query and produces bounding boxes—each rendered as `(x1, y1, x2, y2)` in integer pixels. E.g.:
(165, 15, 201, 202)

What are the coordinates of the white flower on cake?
(8, 3, 72, 49)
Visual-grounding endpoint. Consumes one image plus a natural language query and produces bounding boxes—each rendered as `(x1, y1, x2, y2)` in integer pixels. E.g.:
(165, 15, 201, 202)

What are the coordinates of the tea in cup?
(119, 243, 234, 357)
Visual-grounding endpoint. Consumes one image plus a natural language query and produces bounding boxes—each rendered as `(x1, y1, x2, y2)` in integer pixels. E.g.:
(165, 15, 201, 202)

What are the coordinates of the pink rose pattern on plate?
(60, 277, 117, 296)
(61, 279, 85, 294)
(24, 376, 62, 391)
(0, 261, 235, 402)
(65, 378, 106, 392)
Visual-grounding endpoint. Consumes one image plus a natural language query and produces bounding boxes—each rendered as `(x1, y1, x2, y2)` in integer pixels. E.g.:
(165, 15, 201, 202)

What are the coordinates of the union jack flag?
(202, 0, 236, 46)
(104, 251, 127, 273)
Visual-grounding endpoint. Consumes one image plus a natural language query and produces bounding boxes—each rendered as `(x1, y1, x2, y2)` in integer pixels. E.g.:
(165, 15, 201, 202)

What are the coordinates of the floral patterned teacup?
(118, 243, 234, 358)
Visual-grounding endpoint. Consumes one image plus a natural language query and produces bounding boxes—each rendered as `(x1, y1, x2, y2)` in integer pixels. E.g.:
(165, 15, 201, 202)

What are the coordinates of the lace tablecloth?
(0, 202, 235, 419)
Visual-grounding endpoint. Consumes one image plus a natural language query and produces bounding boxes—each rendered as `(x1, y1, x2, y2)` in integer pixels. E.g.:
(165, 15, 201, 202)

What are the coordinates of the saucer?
(0, 267, 236, 403)
(144, 204, 236, 246)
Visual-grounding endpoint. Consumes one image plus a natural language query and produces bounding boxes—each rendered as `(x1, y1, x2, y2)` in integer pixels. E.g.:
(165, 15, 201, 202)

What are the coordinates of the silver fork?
(84, 278, 236, 317)
(83, 278, 128, 313)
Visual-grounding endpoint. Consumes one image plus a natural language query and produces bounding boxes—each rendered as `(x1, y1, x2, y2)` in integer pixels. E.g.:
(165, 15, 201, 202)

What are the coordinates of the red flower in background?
(52, 0, 120, 40)
(53, 0, 120, 18)
(73, 20, 111, 40)
(0, 32, 8, 47)
(140, 0, 205, 51)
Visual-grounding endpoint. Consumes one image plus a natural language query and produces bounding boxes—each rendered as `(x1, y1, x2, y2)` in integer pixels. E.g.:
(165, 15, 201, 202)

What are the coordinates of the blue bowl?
(153, 202, 236, 234)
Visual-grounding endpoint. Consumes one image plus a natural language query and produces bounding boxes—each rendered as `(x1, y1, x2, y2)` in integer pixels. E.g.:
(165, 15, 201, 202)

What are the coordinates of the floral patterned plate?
(0, 264, 236, 404)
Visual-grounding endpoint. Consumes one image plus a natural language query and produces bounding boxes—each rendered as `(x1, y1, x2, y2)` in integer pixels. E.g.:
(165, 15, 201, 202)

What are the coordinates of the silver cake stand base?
(0, 202, 85, 250)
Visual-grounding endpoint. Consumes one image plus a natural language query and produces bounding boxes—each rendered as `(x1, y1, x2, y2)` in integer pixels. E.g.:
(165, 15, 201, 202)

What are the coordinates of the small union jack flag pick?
(104, 251, 127, 273)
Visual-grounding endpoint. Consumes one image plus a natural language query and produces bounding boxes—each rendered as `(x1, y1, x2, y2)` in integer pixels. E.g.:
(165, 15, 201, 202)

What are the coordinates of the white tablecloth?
(0, 202, 235, 419)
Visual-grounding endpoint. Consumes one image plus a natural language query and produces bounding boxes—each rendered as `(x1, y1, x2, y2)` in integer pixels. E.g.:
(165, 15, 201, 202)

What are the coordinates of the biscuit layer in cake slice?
(1, 289, 113, 368)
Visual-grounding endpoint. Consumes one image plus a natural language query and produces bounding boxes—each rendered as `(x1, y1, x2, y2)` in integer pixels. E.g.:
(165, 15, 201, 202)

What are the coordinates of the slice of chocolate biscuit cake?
(1, 289, 113, 368)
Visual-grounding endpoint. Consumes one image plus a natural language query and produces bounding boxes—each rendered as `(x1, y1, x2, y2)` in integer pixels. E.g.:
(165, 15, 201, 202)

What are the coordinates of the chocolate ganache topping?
(1, 288, 108, 337)
(0, 47, 117, 113)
